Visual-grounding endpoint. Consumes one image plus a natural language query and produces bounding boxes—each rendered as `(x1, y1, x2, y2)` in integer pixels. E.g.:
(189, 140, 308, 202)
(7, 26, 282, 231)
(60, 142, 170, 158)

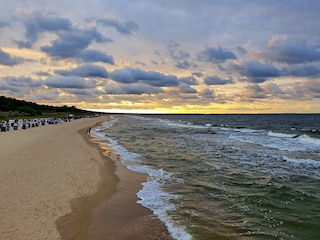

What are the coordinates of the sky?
(0, 0, 320, 113)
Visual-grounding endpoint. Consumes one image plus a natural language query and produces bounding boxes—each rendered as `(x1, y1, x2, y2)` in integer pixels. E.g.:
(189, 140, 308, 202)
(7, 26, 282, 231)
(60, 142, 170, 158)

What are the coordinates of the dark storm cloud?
(234, 60, 281, 83)
(110, 67, 179, 87)
(198, 47, 236, 63)
(265, 38, 320, 64)
(44, 76, 96, 89)
(204, 76, 233, 85)
(178, 76, 199, 85)
(17, 11, 72, 48)
(0, 48, 23, 66)
(55, 64, 108, 78)
(40, 28, 114, 64)
(97, 18, 139, 35)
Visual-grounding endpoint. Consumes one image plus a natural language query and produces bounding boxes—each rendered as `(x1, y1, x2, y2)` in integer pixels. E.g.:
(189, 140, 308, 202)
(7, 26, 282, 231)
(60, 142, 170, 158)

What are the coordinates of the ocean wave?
(282, 155, 320, 167)
(296, 134, 320, 146)
(92, 121, 192, 240)
(267, 131, 298, 138)
(230, 130, 320, 152)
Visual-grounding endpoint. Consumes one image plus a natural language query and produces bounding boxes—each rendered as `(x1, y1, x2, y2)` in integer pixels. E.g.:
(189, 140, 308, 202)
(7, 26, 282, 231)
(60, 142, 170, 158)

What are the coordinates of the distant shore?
(0, 116, 172, 239)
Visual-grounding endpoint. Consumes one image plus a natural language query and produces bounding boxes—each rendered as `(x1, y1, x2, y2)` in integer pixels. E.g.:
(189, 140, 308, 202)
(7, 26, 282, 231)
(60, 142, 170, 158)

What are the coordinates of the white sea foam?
(166, 121, 208, 129)
(297, 134, 320, 146)
(268, 131, 320, 146)
(92, 121, 193, 240)
(282, 155, 320, 167)
(137, 169, 193, 240)
(220, 126, 259, 133)
(267, 131, 298, 138)
(230, 130, 320, 152)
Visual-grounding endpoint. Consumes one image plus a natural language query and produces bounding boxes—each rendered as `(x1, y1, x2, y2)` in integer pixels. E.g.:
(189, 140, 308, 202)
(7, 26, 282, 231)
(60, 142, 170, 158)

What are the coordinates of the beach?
(0, 116, 172, 240)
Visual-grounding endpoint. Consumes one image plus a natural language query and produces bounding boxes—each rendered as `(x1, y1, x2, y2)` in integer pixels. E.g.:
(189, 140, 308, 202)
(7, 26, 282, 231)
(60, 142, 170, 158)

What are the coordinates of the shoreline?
(0, 116, 172, 239)
(77, 121, 173, 239)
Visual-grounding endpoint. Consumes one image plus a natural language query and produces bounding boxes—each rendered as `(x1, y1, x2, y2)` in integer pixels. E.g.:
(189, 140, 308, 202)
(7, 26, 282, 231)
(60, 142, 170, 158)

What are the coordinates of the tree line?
(0, 96, 94, 119)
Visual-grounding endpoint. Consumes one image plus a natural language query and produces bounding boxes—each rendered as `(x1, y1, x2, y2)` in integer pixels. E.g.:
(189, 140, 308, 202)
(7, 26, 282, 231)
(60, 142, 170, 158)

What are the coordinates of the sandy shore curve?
(0, 116, 172, 240)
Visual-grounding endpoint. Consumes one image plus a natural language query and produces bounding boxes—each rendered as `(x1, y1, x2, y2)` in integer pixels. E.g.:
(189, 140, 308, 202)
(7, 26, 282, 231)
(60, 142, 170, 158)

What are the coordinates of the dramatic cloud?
(305, 79, 320, 94)
(40, 28, 114, 64)
(285, 64, 320, 78)
(264, 36, 320, 64)
(234, 60, 281, 83)
(204, 76, 233, 85)
(1, 1, 320, 113)
(110, 67, 179, 87)
(192, 72, 204, 78)
(97, 18, 139, 35)
(243, 84, 267, 99)
(121, 83, 164, 94)
(167, 41, 190, 60)
(104, 82, 164, 95)
(165, 40, 197, 69)
(17, 11, 72, 48)
(0, 48, 24, 66)
(178, 76, 199, 85)
(179, 83, 197, 93)
(44, 76, 96, 89)
(0, 76, 42, 93)
(79, 49, 115, 64)
(262, 82, 285, 95)
(55, 64, 108, 78)
(175, 60, 197, 69)
(198, 47, 236, 63)
(200, 88, 215, 99)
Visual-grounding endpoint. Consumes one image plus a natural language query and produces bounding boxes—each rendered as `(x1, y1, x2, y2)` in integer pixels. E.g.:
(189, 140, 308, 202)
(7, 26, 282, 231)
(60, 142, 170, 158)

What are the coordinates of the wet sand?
(0, 116, 172, 240)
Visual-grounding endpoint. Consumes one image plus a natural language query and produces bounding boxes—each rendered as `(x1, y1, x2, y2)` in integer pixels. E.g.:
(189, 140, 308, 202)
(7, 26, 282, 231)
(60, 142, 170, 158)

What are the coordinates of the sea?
(91, 114, 320, 240)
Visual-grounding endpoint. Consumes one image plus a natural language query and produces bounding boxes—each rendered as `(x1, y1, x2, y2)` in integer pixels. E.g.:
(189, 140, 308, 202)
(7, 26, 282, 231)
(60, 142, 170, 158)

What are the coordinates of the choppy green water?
(93, 114, 320, 239)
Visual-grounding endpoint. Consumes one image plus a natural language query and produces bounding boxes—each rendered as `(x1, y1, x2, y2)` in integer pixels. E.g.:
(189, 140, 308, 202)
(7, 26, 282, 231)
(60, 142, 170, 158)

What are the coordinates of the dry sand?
(0, 116, 172, 240)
